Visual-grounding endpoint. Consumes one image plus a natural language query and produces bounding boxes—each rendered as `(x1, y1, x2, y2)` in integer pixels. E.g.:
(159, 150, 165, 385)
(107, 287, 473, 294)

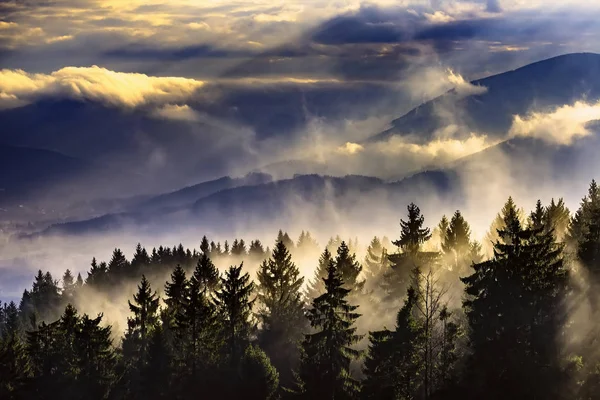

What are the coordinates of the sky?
(2, 0, 600, 108)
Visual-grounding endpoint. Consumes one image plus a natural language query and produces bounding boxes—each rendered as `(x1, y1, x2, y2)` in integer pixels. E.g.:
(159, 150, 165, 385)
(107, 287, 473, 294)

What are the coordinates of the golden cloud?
(0, 66, 205, 108)
(509, 100, 600, 145)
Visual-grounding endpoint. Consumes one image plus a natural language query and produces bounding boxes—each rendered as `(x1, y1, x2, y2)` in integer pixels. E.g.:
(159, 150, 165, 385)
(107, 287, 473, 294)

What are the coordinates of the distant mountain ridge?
(368, 53, 600, 143)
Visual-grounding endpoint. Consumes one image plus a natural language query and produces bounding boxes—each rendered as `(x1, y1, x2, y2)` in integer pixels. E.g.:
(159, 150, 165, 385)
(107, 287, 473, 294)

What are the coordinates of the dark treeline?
(3, 181, 600, 399)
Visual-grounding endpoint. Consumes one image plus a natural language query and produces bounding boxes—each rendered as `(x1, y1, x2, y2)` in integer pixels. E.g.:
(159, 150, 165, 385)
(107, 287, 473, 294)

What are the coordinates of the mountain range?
(3, 53, 600, 235)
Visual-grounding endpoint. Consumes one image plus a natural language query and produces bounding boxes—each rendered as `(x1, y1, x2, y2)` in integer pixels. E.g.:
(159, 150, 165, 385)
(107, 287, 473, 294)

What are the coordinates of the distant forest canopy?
(4, 180, 600, 399)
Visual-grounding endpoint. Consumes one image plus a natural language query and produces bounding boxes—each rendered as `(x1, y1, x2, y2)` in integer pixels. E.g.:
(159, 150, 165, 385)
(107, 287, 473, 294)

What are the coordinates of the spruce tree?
(131, 243, 150, 277)
(384, 204, 437, 304)
(123, 275, 160, 366)
(297, 231, 319, 255)
(292, 262, 362, 399)
(305, 248, 333, 301)
(214, 264, 255, 366)
(175, 262, 222, 397)
(544, 198, 570, 241)
(363, 237, 390, 291)
(86, 258, 108, 289)
(256, 240, 306, 386)
(107, 248, 130, 280)
(442, 210, 475, 276)
(248, 240, 267, 260)
(238, 345, 279, 400)
(75, 313, 116, 399)
(277, 230, 295, 251)
(61, 269, 76, 307)
(334, 241, 364, 294)
(0, 302, 28, 398)
(200, 236, 210, 255)
(394, 203, 432, 255)
(362, 287, 424, 400)
(30, 270, 61, 323)
(462, 197, 568, 399)
(194, 253, 220, 293)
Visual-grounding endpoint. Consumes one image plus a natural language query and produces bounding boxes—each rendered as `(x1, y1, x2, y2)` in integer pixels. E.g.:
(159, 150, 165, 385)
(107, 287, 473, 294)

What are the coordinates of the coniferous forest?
(6, 181, 600, 399)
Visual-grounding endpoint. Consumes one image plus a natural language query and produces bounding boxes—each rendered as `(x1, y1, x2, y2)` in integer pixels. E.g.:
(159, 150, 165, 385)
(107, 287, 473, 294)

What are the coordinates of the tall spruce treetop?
(164, 265, 188, 317)
(277, 230, 295, 250)
(305, 248, 333, 301)
(131, 243, 150, 273)
(256, 240, 306, 385)
(362, 286, 424, 400)
(544, 198, 570, 241)
(297, 231, 319, 254)
(529, 200, 545, 231)
(215, 264, 255, 365)
(394, 203, 432, 255)
(248, 240, 267, 259)
(462, 196, 568, 399)
(107, 248, 130, 279)
(293, 262, 362, 399)
(125, 275, 160, 363)
(436, 215, 449, 250)
(200, 236, 210, 255)
(442, 210, 474, 275)
(363, 237, 385, 282)
(194, 253, 220, 293)
(334, 241, 364, 294)
(256, 241, 304, 327)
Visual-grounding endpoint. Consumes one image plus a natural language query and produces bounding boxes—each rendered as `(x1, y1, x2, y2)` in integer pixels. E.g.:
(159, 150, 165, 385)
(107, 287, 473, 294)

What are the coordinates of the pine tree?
(107, 248, 130, 280)
(305, 248, 333, 301)
(124, 276, 160, 366)
(363, 237, 390, 291)
(194, 253, 220, 293)
(75, 312, 116, 399)
(394, 203, 432, 255)
(334, 241, 364, 294)
(384, 204, 437, 305)
(200, 236, 210, 255)
(297, 231, 319, 255)
(462, 197, 568, 399)
(529, 199, 545, 230)
(434, 215, 449, 250)
(292, 262, 362, 399)
(214, 264, 255, 366)
(131, 243, 150, 277)
(62, 269, 76, 305)
(362, 287, 424, 400)
(257, 240, 306, 386)
(141, 325, 173, 399)
(248, 240, 267, 260)
(483, 197, 526, 254)
(231, 239, 247, 257)
(30, 270, 61, 323)
(544, 198, 570, 241)
(277, 230, 295, 251)
(175, 261, 222, 397)
(0, 301, 28, 398)
(86, 258, 108, 289)
(238, 345, 279, 400)
(442, 210, 475, 276)
(163, 265, 188, 341)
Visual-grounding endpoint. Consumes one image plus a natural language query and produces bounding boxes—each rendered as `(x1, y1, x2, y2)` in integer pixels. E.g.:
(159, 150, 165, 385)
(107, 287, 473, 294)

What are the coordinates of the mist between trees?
(3, 180, 600, 399)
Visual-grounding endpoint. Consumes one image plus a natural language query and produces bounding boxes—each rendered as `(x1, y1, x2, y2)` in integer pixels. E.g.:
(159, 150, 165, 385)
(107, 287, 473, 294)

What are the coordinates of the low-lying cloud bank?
(0, 66, 205, 109)
(509, 100, 600, 145)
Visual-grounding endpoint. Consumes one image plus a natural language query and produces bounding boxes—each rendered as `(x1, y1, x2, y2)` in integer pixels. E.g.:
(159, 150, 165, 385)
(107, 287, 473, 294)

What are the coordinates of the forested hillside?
(2, 181, 600, 399)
